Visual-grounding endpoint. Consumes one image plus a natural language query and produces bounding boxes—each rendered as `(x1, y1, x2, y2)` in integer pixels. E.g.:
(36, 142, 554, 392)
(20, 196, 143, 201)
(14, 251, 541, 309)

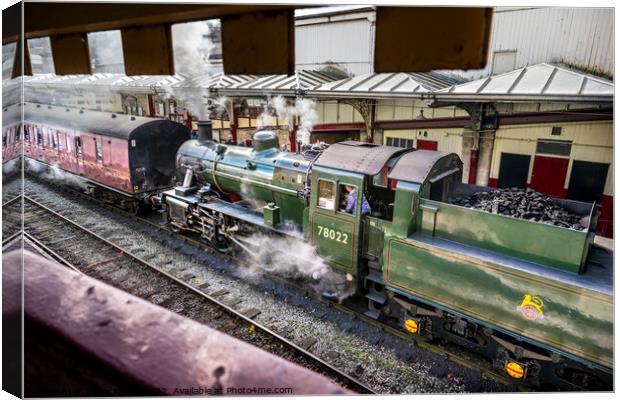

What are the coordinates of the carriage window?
(36, 128, 43, 145)
(95, 139, 103, 162)
(2, 130, 7, 146)
(66, 134, 71, 153)
(14, 127, 20, 142)
(317, 180, 336, 211)
(51, 131, 58, 149)
(24, 125, 30, 141)
(75, 136, 82, 156)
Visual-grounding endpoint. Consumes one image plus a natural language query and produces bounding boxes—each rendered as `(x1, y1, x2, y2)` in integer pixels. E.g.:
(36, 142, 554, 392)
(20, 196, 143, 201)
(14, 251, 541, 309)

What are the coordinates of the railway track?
(2, 195, 23, 245)
(20, 194, 374, 394)
(22, 174, 522, 391)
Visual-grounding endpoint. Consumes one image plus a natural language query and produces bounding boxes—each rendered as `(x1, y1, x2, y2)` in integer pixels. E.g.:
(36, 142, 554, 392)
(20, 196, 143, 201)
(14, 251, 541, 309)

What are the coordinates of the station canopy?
(434, 63, 614, 103)
(10, 63, 613, 104)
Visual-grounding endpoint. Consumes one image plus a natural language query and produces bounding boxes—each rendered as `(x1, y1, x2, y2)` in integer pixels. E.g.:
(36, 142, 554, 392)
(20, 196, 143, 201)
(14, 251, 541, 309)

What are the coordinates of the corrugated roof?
(20, 70, 337, 95)
(15, 63, 612, 103)
(172, 72, 256, 89)
(435, 63, 613, 103)
(294, 5, 374, 19)
(308, 71, 464, 98)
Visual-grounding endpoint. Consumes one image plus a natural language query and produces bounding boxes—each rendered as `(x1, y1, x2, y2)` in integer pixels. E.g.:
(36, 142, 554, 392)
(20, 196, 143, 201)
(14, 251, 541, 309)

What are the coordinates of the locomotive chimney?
(197, 120, 213, 143)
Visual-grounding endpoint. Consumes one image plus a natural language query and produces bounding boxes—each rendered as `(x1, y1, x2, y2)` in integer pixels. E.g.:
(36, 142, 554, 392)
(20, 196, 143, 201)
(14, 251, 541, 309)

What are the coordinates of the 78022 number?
(316, 225, 349, 244)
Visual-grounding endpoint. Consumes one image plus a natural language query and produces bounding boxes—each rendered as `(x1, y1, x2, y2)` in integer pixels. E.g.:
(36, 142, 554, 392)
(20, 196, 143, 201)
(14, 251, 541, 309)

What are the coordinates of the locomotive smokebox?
(197, 120, 213, 143)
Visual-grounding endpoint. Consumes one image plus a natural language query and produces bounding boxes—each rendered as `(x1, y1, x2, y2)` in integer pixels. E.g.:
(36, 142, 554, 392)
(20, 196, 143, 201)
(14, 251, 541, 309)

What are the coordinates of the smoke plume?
(172, 20, 216, 76)
(255, 95, 319, 145)
(25, 157, 88, 190)
(238, 229, 355, 302)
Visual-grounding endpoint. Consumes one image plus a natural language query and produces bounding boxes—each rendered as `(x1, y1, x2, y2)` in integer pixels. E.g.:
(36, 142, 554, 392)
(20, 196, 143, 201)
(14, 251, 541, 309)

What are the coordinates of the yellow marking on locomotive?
(404, 319, 418, 334)
(519, 294, 544, 321)
(134, 185, 139, 192)
(505, 361, 525, 379)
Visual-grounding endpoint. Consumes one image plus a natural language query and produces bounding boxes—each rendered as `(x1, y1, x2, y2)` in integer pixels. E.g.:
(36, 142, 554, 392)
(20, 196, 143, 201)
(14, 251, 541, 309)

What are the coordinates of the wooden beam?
(7, 3, 298, 43)
(50, 33, 91, 75)
(221, 10, 294, 75)
(121, 24, 174, 75)
(374, 7, 492, 72)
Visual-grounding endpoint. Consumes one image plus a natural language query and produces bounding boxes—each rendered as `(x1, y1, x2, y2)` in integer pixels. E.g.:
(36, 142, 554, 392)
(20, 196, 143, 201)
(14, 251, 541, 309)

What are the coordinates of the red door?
(416, 139, 438, 150)
(530, 155, 569, 199)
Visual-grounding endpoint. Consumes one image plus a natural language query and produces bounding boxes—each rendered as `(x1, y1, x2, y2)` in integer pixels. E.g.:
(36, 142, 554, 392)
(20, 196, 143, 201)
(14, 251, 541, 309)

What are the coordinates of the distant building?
(294, 6, 613, 80)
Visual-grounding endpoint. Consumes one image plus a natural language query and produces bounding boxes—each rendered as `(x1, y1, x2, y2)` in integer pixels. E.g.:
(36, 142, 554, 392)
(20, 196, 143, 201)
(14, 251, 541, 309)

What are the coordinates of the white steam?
(293, 98, 319, 145)
(238, 229, 355, 302)
(25, 158, 88, 190)
(256, 95, 318, 145)
(172, 21, 216, 76)
(2, 157, 21, 180)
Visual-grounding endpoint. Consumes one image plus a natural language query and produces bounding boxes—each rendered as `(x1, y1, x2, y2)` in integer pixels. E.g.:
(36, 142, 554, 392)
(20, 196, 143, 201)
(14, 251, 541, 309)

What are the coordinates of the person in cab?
(342, 185, 371, 216)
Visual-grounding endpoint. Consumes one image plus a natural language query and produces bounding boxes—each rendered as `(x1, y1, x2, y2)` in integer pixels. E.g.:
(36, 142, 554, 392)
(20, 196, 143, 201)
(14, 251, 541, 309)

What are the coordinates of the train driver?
(342, 185, 371, 216)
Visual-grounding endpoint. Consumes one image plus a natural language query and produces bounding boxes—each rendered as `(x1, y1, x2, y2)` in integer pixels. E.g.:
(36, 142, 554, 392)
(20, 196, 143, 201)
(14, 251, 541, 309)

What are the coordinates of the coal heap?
(449, 187, 588, 231)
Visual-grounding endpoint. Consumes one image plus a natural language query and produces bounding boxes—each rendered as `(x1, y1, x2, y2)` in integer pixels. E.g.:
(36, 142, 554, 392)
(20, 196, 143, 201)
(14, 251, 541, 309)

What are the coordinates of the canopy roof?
(12, 63, 613, 103)
(434, 63, 613, 103)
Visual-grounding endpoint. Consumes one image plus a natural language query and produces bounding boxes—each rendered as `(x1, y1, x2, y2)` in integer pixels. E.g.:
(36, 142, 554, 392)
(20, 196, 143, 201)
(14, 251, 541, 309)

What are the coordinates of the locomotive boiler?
(161, 125, 612, 390)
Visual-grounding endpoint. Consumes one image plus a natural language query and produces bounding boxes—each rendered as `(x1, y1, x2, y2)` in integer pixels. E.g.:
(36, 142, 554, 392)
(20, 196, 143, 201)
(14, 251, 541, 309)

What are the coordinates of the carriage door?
(310, 169, 363, 278)
(74, 135, 84, 175)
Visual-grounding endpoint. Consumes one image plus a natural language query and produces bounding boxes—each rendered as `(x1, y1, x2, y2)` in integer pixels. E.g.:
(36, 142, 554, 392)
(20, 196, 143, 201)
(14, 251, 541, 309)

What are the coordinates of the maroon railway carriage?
(3, 103, 191, 211)
(2, 108, 22, 167)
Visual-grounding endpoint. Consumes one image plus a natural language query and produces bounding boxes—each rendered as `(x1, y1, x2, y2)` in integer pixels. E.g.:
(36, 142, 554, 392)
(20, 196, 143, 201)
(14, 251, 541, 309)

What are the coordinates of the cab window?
(338, 184, 357, 215)
(317, 179, 336, 210)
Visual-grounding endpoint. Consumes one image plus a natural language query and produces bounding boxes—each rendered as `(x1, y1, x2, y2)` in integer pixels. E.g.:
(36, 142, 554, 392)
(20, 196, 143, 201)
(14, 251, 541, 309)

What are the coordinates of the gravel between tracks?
(23, 176, 511, 394)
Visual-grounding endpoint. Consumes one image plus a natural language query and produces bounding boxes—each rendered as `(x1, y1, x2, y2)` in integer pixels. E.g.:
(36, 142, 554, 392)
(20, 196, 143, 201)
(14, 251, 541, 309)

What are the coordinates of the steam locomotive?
(5, 103, 612, 390)
(162, 121, 612, 390)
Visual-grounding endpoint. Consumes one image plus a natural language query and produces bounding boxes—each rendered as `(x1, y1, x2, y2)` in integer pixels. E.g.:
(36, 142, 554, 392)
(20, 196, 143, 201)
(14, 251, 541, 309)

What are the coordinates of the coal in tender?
(448, 187, 587, 231)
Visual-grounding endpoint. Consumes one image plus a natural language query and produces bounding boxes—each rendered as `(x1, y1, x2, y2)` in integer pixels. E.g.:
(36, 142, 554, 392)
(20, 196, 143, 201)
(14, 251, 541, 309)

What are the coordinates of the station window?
(317, 180, 336, 211)
(536, 139, 572, 157)
(95, 139, 103, 162)
(386, 137, 414, 149)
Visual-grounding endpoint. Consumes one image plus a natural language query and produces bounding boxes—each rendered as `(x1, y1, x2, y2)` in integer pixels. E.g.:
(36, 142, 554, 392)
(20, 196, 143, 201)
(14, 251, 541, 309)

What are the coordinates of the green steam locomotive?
(161, 122, 612, 390)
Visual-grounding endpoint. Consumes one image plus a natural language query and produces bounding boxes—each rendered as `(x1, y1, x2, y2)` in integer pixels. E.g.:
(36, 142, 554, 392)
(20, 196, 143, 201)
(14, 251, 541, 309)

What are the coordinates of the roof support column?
(228, 100, 239, 143)
(289, 117, 298, 153)
(340, 99, 374, 142)
(459, 103, 498, 186)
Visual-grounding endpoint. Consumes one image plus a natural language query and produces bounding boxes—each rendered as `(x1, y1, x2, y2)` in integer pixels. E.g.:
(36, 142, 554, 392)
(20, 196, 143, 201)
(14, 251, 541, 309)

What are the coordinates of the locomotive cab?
(309, 142, 410, 287)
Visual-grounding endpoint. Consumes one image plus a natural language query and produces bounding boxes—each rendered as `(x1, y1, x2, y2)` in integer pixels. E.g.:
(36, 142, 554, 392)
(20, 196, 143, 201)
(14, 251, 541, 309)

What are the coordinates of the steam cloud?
(239, 228, 355, 303)
(2, 157, 21, 180)
(25, 157, 88, 190)
(256, 95, 319, 145)
(172, 21, 216, 76)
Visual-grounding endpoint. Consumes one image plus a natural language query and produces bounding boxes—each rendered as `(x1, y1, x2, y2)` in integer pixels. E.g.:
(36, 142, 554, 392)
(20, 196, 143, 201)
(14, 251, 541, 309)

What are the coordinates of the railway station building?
(7, 6, 614, 237)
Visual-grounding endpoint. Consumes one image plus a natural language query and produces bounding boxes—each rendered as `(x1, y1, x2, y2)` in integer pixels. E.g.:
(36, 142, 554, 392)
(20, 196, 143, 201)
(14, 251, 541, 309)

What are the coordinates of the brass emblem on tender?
(519, 294, 544, 321)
